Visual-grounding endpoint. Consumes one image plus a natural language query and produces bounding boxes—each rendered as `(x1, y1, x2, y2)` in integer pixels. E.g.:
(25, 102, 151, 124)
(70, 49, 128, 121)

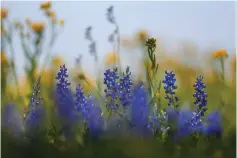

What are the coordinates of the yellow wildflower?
(48, 11, 56, 23)
(40, 1, 51, 10)
(1, 8, 8, 19)
(212, 49, 228, 59)
(59, 19, 64, 26)
(1, 51, 8, 65)
(105, 52, 120, 65)
(31, 22, 45, 33)
(136, 30, 149, 42)
(52, 56, 63, 68)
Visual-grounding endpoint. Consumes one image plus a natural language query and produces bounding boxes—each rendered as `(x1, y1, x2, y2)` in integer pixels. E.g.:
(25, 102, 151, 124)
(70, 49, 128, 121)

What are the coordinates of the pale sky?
(2, 1, 236, 78)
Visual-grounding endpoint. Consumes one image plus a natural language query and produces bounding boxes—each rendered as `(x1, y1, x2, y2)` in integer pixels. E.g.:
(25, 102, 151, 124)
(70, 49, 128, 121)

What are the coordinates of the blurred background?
(1, 1, 236, 126)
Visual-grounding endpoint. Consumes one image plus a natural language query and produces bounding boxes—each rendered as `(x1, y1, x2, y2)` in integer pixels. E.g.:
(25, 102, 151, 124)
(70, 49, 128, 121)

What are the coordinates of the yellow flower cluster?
(52, 56, 63, 68)
(1, 51, 8, 65)
(31, 22, 45, 33)
(105, 52, 120, 65)
(212, 49, 228, 59)
(40, 1, 51, 10)
(1, 8, 8, 19)
(59, 19, 64, 26)
(136, 30, 149, 42)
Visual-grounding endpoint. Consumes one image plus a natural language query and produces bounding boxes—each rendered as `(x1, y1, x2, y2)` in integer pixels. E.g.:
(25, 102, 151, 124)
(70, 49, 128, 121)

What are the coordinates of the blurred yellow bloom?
(48, 11, 56, 23)
(212, 49, 228, 59)
(31, 22, 45, 33)
(136, 30, 149, 42)
(59, 19, 64, 25)
(33, 70, 54, 86)
(40, 1, 51, 10)
(82, 75, 96, 94)
(52, 56, 63, 68)
(1, 8, 8, 19)
(105, 52, 119, 65)
(1, 51, 8, 65)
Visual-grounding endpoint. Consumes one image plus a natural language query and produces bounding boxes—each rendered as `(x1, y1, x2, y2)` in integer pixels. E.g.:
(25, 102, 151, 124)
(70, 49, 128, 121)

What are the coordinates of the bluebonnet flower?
(193, 76, 208, 117)
(177, 108, 196, 137)
(204, 110, 223, 137)
(83, 96, 104, 136)
(104, 67, 132, 112)
(75, 84, 87, 112)
(75, 84, 104, 136)
(173, 107, 204, 139)
(55, 65, 78, 140)
(118, 68, 133, 108)
(130, 82, 150, 136)
(55, 65, 77, 123)
(2, 104, 25, 137)
(162, 71, 179, 109)
(25, 77, 44, 134)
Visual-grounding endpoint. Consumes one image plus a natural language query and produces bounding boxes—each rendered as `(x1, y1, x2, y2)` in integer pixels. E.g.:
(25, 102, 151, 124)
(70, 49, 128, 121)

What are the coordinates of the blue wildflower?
(2, 104, 25, 137)
(162, 70, 179, 109)
(83, 96, 104, 136)
(75, 84, 104, 136)
(55, 65, 78, 140)
(193, 76, 208, 117)
(173, 107, 203, 138)
(25, 77, 44, 134)
(204, 110, 223, 137)
(104, 67, 132, 112)
(55, 65, 77, 123)
(130, 82, 150, 136)
(75, 84, 87, 112)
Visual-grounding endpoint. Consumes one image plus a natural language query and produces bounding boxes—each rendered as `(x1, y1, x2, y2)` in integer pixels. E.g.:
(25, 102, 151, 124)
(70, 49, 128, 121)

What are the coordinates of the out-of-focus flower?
(31, 22, 45, 33)
(59, 19, 64, 25)
(130, 82, 151, 137)
(2, 104, 25, 137)
(25, 77, 44, 135)
(1, 8, 8, 19)
(75, 85, 104, 136)
(136, 30, 149, 43)
(52, 56, 63, 68)
(48, 11, 56, 23)
(204, 110, 223, 137)
(105, 52, 119, 65)
(55, 65, 78, 124)
(212, 49, 228, 59)
(40, 1, 51, 10)
(1, 51, 8, 65)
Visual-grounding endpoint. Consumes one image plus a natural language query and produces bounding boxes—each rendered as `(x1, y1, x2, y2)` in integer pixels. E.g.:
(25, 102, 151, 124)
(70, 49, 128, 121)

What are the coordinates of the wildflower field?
(1, 2, 236, 158)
